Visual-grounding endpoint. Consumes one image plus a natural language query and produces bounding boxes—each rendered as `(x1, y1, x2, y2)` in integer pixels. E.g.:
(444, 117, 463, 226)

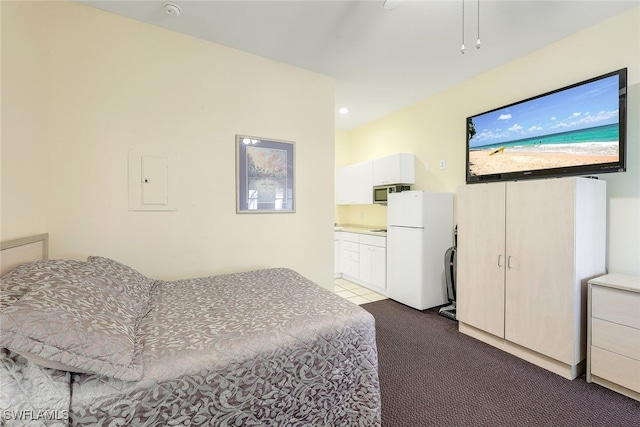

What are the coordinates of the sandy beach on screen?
(469, 149, 618, 176)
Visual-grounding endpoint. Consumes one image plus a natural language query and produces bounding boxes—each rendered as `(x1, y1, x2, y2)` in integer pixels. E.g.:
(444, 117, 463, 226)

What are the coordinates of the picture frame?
(236, 135, 295, 213)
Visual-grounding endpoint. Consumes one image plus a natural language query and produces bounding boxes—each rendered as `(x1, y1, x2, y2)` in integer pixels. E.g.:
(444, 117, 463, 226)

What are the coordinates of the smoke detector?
(162, 2, 182, 17)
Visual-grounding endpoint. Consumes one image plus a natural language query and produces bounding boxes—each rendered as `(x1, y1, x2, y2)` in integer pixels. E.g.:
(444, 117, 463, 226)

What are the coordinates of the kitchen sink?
(369, 229, 387, 233)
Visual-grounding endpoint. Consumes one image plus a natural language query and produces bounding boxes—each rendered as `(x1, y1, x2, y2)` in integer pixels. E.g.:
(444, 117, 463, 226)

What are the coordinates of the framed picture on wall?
(236, 135, 295, 213)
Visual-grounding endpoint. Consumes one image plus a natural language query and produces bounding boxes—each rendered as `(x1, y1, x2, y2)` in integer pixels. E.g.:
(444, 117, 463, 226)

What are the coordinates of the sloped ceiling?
(76, 0, 639, 130)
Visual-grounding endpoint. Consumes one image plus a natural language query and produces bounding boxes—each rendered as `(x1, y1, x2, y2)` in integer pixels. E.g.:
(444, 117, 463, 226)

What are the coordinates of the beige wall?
(1, 1, 49, 239)
(1, 1, 336, 288)
(338, 7, 640, 276)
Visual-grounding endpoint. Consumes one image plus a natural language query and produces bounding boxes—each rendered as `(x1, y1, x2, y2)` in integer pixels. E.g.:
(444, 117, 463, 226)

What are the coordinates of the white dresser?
(587, 273, 640, 401)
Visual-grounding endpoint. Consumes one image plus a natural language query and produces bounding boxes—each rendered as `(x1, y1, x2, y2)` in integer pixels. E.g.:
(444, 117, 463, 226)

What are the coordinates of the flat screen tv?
(466, 68, 627, 183)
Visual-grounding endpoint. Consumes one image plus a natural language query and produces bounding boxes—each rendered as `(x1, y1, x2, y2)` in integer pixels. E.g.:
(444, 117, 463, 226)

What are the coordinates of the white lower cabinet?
(358, 235, 387, 292)
(336, 231, 386, 293)
(334, 233, 341, 279)
(340, 233, 360, 279)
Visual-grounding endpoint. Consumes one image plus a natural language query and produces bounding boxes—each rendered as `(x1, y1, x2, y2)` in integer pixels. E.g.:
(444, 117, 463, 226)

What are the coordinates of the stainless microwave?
(373, 185, 411, 205)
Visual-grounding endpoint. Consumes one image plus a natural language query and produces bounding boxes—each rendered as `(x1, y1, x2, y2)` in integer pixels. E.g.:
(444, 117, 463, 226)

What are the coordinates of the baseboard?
(459, 322, 584, 380)
(588, 375, 640, 401)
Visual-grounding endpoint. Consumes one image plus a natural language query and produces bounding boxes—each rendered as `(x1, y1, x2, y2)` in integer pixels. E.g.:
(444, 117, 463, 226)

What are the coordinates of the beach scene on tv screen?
(468, 75, 620, 177)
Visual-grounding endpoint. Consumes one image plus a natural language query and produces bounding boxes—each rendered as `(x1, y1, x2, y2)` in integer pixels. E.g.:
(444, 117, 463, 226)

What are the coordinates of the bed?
(0, 234, 381, 426)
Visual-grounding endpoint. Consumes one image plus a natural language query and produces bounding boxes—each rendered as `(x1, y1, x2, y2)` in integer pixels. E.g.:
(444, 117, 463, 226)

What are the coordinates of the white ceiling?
(76, 0, 638, 130)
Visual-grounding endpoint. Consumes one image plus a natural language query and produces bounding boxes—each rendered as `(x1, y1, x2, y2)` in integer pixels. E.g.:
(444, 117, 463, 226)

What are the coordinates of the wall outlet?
(439, 159, 446, 169)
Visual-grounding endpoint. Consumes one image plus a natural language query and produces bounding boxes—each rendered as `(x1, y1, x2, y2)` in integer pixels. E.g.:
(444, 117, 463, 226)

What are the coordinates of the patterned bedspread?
(1, 267, 381, 426)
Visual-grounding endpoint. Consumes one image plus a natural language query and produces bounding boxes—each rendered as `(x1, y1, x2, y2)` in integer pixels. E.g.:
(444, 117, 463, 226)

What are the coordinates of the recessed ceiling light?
(339, 107, 349, 115)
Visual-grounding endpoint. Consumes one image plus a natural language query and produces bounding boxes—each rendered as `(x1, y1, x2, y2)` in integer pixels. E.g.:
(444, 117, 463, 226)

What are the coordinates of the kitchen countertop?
(334, 225, 387, 237)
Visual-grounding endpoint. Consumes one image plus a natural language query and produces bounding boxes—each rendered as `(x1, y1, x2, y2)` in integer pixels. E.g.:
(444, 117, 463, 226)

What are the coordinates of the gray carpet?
(361, 299, 640, 426)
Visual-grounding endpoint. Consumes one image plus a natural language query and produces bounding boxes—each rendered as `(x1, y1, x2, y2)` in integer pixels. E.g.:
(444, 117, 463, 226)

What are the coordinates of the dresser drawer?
(591, 346, 640, 393)
(592, 286, 640, 329)
(591, 318, 640, 361)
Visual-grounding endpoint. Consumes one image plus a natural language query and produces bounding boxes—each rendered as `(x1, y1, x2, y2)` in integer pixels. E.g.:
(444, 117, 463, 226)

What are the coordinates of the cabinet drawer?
(342, 241, 359, 253)
(346, 252, 359, 262)
(359, 234, 386, 247)
(592, 286, 640, 329)
(342, 233, 360, 243)
(592, 318, 640, 361)
(591, 346, 640, 393)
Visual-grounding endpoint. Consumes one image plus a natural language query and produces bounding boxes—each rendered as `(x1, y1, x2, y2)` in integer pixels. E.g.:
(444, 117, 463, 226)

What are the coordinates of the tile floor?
(334, 278, 388, 305)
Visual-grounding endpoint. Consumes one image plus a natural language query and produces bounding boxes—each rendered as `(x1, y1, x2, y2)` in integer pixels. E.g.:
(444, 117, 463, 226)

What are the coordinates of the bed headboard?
(0, 233, 49, 276)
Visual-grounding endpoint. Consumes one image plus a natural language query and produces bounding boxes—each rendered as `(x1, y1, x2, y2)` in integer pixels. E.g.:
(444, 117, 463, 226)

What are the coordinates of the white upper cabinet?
(336, 160, 373, 205)
(372, 153, 415, 186)
(336, 153, 415, 205)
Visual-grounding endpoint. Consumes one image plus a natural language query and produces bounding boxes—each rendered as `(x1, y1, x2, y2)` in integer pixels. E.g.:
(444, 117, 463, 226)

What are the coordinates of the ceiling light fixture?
(162, 2, 182, 17)
(461, 0, 465, 54)
(476, 0, 481, 49)
(339, 107, 349, 115)
(461, 0, 481, 54)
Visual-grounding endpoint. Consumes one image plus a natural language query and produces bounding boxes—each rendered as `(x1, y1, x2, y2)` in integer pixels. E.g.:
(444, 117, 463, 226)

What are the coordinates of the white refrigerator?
(387, 190, 453, 310)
